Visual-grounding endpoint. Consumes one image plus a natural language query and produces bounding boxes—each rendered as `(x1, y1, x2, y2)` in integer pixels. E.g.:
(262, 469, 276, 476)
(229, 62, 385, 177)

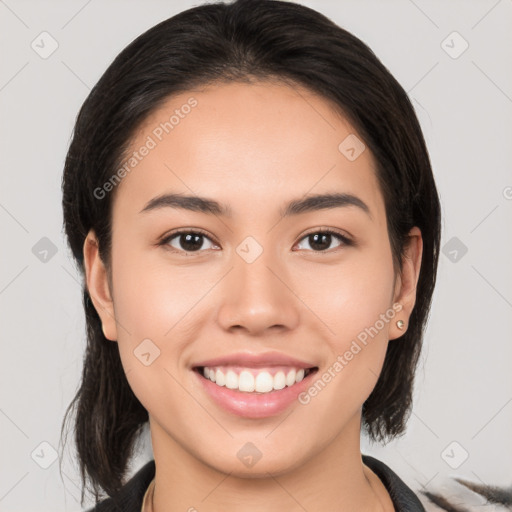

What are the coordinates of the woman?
(60, 0, 441, 510)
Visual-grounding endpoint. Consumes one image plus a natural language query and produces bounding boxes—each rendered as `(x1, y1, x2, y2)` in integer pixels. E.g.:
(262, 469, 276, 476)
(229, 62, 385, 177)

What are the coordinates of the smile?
(197, 365, 317, 393)
(193, 365, 319, 418)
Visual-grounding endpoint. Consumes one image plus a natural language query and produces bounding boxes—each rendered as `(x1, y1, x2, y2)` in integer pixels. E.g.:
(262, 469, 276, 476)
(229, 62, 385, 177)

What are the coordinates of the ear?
(389, 226, 423, 340)
(83, 229, 118, 341)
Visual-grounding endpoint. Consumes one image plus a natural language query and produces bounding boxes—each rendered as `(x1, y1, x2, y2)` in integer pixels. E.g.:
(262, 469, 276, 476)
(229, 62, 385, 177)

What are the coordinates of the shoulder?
(85, 459, 155, 512)
(362, 454, 426, 512)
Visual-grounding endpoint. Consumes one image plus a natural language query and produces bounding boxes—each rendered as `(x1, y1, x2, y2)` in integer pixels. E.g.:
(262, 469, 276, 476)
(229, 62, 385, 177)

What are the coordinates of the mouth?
(193, 365, 319, 394)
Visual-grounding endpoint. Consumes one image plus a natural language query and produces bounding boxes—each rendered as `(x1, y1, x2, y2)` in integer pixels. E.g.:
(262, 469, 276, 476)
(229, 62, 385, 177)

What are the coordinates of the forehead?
(112, 81, 384, 221)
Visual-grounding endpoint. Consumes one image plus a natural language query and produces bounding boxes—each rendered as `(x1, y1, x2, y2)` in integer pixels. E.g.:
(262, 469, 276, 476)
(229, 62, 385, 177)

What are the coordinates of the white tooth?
(273, 371, 286, 390)
(205, 367, 306, 393)
(225, 370, 239, 389)
(238, 370, 255, 392)
(285, 369, 297, 387)
(254, 371, 274, 392)
(215, 369, 225, 386)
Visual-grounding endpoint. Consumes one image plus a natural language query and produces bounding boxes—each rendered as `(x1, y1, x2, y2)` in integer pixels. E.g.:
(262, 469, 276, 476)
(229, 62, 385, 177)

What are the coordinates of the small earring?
(396, 319, 405, 330)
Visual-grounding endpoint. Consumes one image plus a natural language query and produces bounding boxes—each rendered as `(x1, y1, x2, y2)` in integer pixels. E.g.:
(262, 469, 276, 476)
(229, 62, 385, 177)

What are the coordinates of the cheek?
(303, 244, 396, 341)
(108, 252, 201, 413)
(306, 242, 395, 392)
(110, 236, 202, 337)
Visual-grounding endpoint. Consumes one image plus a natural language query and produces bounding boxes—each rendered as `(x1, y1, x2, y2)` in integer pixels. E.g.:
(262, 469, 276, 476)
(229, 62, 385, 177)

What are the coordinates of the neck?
(147, 415, 390, 512)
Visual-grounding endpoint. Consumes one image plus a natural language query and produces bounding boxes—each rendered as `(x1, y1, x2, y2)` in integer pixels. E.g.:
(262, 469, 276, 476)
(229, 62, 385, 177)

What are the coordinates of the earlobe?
(83, 230, 118, 341)
(390, 226, 423, 340)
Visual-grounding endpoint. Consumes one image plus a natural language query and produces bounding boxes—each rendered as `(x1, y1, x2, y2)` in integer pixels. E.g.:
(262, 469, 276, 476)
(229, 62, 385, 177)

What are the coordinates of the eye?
(295, 229, 352, 252)
(160, 229, 219, 254)
(159, 228, 352, 255)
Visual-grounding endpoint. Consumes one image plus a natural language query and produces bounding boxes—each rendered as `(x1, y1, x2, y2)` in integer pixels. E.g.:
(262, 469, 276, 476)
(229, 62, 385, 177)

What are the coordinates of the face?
(85, 81, 422, 477)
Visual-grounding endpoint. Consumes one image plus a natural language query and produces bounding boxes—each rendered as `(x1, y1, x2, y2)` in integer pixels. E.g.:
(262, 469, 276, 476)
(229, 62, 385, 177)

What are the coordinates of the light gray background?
(1, 1, 511, 510)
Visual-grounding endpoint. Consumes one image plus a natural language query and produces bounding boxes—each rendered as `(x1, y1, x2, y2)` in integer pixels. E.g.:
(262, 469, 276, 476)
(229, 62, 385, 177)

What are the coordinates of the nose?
(216, 247, 300, 336)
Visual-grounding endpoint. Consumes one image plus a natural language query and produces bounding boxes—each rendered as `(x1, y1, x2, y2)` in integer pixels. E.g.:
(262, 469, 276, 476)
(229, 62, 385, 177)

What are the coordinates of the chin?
(200, 449, 307, 478)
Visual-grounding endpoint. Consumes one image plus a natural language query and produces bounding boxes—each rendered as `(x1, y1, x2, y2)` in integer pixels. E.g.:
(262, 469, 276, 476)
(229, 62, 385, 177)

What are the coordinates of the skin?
(84, 81, 422, 511)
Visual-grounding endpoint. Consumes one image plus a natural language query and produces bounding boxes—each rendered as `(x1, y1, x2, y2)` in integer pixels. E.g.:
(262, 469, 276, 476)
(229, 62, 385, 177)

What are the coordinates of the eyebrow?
(139, 192, 371, 219)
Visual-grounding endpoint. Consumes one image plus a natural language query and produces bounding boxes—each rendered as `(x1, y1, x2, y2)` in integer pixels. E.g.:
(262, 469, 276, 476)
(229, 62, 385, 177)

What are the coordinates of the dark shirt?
(87, 455, 426, 511)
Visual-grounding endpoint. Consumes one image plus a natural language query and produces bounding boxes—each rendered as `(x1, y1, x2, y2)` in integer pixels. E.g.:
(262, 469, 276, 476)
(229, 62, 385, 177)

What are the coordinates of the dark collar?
(88, 460, 155, 512)
(89, 455, 425, 511)
(362, 454, 426, 511)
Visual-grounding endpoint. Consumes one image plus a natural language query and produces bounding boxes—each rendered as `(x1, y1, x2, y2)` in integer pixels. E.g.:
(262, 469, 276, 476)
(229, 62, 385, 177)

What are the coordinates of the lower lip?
(193, 368, 318, 419)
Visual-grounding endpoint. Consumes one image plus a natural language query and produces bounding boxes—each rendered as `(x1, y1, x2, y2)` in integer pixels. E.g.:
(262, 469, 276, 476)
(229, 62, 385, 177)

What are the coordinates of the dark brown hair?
(60, 0, 441, 505)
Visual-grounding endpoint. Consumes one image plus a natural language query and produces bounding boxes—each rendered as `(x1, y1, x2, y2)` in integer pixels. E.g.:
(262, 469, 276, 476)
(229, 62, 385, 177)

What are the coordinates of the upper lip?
(193, 351, 318, 369)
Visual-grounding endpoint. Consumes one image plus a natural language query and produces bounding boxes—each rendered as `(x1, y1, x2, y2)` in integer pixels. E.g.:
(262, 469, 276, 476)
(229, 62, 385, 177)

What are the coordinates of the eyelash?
(158, 228, 353, 255)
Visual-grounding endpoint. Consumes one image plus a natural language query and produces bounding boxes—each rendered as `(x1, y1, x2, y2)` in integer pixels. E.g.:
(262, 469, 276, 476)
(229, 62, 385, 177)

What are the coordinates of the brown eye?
(296, 230, 351, 252)
(161, 230, 218, 253)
